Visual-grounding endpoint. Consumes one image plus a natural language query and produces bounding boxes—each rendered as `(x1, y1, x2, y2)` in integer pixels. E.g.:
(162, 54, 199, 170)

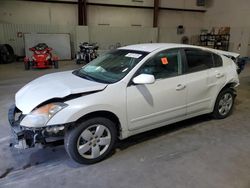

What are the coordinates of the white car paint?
(127, 74, 187, 130)
(15, 70, 107, 114)
(16, 43, 239, 139)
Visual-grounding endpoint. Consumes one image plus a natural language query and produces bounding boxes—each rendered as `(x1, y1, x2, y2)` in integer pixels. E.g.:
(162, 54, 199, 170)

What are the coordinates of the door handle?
(216, 73, 224, 78)
(176, 84, 186, 91)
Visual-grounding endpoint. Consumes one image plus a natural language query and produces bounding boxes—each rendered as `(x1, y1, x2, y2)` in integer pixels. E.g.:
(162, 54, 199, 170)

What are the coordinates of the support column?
(153, 0, 159, 28)
(78, 0, 87, 25)
(83, 0, 87, 25)
(78, 0, 83, 25)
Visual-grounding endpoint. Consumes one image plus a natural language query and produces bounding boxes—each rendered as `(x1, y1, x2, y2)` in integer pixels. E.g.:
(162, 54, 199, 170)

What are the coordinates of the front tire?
(65, 117, 117, 164)
(213, 88, 235, 119)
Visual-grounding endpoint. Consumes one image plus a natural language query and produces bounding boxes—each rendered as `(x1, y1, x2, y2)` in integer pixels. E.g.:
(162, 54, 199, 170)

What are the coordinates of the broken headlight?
(20, 103, 68, 128)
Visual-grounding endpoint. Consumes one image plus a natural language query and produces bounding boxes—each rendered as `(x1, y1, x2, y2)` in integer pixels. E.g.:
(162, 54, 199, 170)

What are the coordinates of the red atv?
(24, 43, 59, 70)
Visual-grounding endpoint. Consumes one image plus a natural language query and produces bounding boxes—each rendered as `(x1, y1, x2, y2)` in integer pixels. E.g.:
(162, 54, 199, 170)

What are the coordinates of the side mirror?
(133, 74, 155, 85)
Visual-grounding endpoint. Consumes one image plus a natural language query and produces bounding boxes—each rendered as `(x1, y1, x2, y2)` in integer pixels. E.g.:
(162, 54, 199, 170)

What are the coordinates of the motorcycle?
(76, 42, 98, 64)
(24, 43, 59, 70)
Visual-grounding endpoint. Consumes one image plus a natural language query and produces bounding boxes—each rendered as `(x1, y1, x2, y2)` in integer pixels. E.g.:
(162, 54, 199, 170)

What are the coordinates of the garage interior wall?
(203, 0, 250, 56)
(1, 0, 206, 56)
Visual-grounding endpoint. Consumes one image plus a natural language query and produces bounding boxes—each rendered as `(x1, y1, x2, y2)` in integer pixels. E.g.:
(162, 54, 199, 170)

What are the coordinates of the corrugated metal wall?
(0, 24, 160, 57)
(89, 26, 158, 54)
(0, 25, 5, 44)
(0, 24, 77, 56)
(0, 23, 203, 58)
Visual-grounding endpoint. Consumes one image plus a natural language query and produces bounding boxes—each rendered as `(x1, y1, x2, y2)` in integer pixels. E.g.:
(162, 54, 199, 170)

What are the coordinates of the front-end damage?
(8, 105, 69, 149)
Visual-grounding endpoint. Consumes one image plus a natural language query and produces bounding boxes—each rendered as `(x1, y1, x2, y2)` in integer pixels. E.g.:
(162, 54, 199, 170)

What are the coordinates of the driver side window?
(139, 49, 182, 80)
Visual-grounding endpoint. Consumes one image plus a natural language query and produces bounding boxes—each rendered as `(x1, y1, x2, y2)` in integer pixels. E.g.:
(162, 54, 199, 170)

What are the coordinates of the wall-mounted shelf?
(200, 34, 230, 51)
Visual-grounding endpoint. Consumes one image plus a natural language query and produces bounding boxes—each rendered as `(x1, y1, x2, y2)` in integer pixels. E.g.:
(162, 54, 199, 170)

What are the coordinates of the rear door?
(207, 53, 227, 102)
(183, 48, 215, 115)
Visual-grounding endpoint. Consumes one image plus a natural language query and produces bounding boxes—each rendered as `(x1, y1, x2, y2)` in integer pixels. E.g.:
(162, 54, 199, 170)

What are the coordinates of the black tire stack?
(0, 44, 15, 64)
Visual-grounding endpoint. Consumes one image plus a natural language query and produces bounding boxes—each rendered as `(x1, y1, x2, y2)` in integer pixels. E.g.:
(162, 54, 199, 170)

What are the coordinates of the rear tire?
(76, 59, 81, 64)
(212, 88, 235, 119)
(85, 55, 90, 63)
(24, 61, 30, 70)
(54, 61, 58, 69)
(65, 117, 117, 164)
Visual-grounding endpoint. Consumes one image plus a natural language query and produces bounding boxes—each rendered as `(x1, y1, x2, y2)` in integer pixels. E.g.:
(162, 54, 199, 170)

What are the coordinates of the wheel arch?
(212, 81, 237, 112)
(220, 82, 237, 94)
(74, 110, 122, 138)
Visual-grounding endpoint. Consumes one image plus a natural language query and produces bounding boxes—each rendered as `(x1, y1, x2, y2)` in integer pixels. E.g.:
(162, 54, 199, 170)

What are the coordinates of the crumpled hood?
(15, 70, 107, 114)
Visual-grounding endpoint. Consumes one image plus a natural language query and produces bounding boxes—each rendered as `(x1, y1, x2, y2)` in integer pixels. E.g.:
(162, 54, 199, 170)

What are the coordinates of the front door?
(126, 49, 187, 131)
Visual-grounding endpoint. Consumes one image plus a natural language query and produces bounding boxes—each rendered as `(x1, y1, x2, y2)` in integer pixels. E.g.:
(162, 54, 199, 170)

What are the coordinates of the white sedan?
(9, 43, 239, 164)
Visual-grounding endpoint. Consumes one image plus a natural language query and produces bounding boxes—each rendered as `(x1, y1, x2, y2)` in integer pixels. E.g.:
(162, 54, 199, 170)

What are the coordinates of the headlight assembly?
(20, 103, 68, 128)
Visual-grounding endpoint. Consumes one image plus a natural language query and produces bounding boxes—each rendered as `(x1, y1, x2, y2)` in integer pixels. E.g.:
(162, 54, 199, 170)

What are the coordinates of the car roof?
(119, 43, 240, 58)
(119, 43, 200, 52)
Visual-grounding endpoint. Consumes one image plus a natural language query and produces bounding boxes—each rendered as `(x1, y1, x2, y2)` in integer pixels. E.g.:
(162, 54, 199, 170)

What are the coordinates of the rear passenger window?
(213, 54, 223, 67)
(185, 49, 213, 73)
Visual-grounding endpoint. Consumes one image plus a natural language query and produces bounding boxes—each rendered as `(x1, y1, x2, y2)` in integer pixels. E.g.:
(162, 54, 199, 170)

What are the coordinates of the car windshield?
(73, 49, 148, 84)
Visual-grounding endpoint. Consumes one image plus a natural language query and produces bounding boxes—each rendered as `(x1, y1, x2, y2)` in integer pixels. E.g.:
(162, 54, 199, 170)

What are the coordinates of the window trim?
(212, 53, 223, 67)
(182, 47, 218, 74)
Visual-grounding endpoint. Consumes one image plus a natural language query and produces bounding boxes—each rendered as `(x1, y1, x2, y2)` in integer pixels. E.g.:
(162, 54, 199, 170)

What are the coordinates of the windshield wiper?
(73, 70, 104, 83)
(73, 70, 92, 80)
(73, 70, 112, 84)
(80, 73, 95, 81)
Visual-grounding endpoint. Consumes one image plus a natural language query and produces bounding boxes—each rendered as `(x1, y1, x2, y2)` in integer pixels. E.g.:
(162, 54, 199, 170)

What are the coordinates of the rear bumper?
(8, 105, 67, 149)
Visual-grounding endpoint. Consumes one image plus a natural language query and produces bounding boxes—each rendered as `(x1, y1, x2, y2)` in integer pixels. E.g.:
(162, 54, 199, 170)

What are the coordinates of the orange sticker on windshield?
(161, 57, 168, 65)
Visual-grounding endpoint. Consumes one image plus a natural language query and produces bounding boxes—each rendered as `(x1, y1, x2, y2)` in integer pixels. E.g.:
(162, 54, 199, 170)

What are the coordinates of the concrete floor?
(0, 61, 249, 188)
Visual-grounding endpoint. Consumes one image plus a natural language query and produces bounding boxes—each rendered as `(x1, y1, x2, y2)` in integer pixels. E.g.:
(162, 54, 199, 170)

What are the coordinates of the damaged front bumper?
(8, 105, 67, 149)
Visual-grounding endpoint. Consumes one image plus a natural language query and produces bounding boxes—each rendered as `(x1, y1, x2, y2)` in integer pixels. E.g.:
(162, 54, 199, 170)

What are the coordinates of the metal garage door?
(24, 33, 71, 60)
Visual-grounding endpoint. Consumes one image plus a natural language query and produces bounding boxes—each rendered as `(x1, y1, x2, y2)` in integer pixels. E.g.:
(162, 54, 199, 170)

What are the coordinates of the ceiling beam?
(22, 0, 206, 13)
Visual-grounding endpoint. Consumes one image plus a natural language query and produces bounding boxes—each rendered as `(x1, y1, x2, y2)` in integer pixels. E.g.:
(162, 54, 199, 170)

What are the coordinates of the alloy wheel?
(77, 124, 111, 159)
(218, 93, 233, 116)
